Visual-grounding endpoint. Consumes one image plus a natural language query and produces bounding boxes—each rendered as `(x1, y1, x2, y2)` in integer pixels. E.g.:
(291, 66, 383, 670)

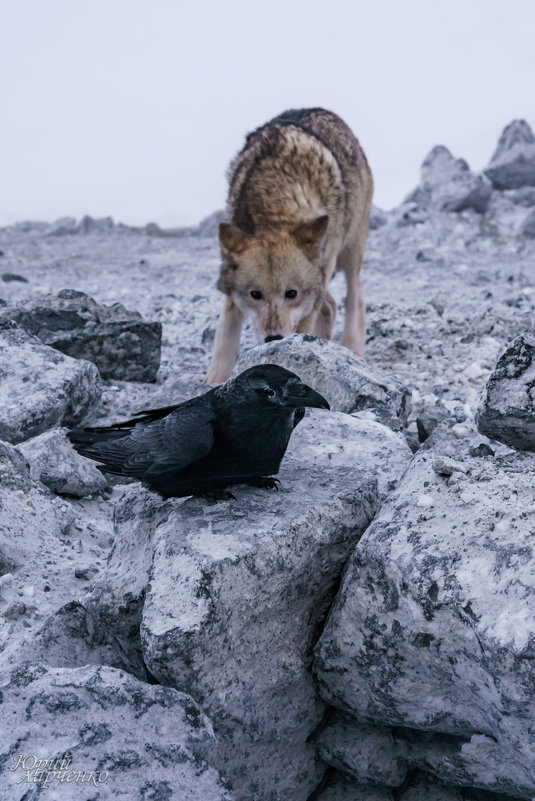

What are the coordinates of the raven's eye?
(250, 290, 263, 300)
(285, 289, 297, 299)
(266, 388, 276, 398)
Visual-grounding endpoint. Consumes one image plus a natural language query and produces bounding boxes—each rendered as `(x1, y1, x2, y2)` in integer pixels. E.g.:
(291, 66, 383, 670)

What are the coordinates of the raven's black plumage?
(68, 365, 329, 499)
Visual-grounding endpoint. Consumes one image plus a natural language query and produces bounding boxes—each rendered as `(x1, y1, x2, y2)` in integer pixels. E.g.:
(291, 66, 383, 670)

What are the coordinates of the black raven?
(68, 364, 329, 499)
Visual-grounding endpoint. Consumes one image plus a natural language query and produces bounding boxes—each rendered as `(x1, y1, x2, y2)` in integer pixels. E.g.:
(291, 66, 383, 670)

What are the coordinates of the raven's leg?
(246, 477, 281, 490)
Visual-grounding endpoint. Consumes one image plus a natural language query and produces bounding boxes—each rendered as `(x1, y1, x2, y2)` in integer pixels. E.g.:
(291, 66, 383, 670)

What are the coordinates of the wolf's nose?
(264, 335, 283, 343)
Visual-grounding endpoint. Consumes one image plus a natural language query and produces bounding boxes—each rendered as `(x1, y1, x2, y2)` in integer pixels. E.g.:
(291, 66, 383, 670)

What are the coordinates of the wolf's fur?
(205, 108, 373, 383)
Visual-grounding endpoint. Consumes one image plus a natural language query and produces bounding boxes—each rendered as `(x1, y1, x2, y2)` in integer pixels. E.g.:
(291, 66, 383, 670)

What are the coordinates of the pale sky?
(2, 0, 534, 227)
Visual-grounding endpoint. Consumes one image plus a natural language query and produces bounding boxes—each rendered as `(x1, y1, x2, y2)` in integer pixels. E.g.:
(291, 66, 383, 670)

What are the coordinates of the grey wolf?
(68, 365, 329, 499)
(205, 107, 373, 383)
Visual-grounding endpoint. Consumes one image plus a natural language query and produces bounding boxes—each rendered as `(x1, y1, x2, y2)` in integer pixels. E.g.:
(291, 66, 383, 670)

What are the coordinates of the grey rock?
(406, 146, 492, 214)
(503, 186, 535, 207)
(83, 412, 402, 800)
(46, 216, 78, 236)
(0, 440, 31, 491)
(316, 711, 408, 786)
(77, 214, 115, 234)
(1, 272, 28, 283)
(0, 321, 101, 444)
(315, 449, 535, 799)
(369, 205, 388, 230)
(17, 428, 108, 497)
(484, 120, 535, 190)
(2, 289, 162, 382)
(520, 207, 535, 237)
(0, 663, 232, 801)
(476, 331, 535, 451)
(235, 334, 411, 425)
(316, 773, 394, 801)
(197, 209, 225, 237)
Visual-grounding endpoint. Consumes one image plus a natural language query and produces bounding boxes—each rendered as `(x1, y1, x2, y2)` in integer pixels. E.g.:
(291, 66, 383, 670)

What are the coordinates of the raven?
(68, 364, 329, 499)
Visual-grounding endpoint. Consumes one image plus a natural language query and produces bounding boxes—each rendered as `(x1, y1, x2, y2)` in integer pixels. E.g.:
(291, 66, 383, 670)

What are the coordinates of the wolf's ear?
(293, 215, 329, 254)
(219, 222, 250, 254)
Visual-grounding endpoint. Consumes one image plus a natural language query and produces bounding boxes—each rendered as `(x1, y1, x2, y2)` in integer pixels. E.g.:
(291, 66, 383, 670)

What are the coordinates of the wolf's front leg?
(205, 297, 244, 384)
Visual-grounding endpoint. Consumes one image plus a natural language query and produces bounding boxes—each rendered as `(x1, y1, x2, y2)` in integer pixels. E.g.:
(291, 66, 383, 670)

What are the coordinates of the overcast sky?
(2, 0, 534, 228)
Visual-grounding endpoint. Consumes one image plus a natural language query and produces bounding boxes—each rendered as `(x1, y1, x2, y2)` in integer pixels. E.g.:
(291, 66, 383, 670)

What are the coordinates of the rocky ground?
(0, 119, 534, 800)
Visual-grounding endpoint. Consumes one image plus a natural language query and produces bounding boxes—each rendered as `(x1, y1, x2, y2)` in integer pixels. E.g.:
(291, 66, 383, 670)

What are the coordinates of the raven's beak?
(284, 381, 330, 410)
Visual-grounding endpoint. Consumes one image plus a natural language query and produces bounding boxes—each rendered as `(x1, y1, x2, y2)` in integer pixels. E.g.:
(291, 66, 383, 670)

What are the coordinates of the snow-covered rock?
(235, 334, 411, 426)
(0, 321, 101, 444)
(17, 428, 108, 497)
(197, 209, 225, 237)
(484, 119, 535, 190)
(476, 331, 535, 451)
(1, 289, 162, 382)
(314, 449, 535, 799)
(0, 663, 232, 801)
(405, 145, 492, 214)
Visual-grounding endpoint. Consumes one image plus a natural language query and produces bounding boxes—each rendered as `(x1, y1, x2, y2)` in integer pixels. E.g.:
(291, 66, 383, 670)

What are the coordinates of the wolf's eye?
(266, 388, 276, 398)
(285, 289, 297, 299)
(250, 290, 263, 300)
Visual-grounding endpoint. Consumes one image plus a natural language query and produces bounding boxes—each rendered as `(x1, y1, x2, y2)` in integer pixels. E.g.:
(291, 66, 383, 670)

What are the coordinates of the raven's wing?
(69, 395, 216, 482)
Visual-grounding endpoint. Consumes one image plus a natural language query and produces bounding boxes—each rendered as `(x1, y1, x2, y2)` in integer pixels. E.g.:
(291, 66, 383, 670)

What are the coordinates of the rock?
(0, 663, 232, 801)
(1, 289, 162, 382)
(405, 146, 492, 214)
(0, 321, 101, 444)
(476, 331, 535, 451)
(0, 439, 31, 492)
(77, 214, 115, 234)
(1, 272, 28, 283)
(46, 216, 78, 236)
(82, 409, 406, 800)
(484, 120, 535, 190)
(234, 334, 411, 425)
(316, 711, 408, 786)
(369, 205, 388, 230)
(314, 449, 535, 799)
(285, 409, 411, 501)
(316, 774, 394, 801)
(17, 428, 108, 497)
(520, 207, 535, 237)
(197, 209, 225, 237)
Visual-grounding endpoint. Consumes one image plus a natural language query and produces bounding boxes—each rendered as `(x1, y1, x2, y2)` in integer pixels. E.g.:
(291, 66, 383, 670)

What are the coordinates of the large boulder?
(82, 411, 412, 800)
(520, 207, 535, 237)
(1, 289, 162, 382)
(315, 449, 535, 799)
(405, 145, 492, 214)
(17, 427, 108, 497)
(484, 120, 535, 190)
(0, 321, 101, 444)
(0, 663, 232, 801)
(476, 332, 535, 451)
(234, 334, 411, 426)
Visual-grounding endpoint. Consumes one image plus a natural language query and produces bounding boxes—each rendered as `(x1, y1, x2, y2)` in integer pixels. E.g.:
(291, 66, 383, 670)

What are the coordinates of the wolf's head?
(217, 216, 328, 342)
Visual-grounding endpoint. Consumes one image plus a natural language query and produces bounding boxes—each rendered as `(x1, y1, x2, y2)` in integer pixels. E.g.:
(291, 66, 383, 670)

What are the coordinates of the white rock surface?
(315, 449, 535, 799)
(17, 427, 108, 497)
(0, 321, 101, 443)
(0, 663, 232, 801)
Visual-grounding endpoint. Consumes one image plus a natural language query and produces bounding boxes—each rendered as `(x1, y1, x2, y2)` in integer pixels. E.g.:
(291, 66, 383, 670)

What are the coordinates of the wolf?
(205, 107, 373, 384)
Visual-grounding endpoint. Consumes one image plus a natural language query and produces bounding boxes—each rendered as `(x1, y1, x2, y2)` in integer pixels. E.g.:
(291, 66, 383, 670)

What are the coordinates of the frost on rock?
(405, 145, 492, 214)
(235, 334, 411, 426)
(315, 450, 535, 799)
(484, 119, 535, 190)
(0, 321, 101, 444)
(1, 289, 162, 382)
(476, 331, 535, 451)
(0, 663, 232, 801)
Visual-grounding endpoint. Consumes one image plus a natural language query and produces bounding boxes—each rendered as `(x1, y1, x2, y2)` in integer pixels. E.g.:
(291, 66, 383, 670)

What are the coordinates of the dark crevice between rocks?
(305, 765, 336, 801)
